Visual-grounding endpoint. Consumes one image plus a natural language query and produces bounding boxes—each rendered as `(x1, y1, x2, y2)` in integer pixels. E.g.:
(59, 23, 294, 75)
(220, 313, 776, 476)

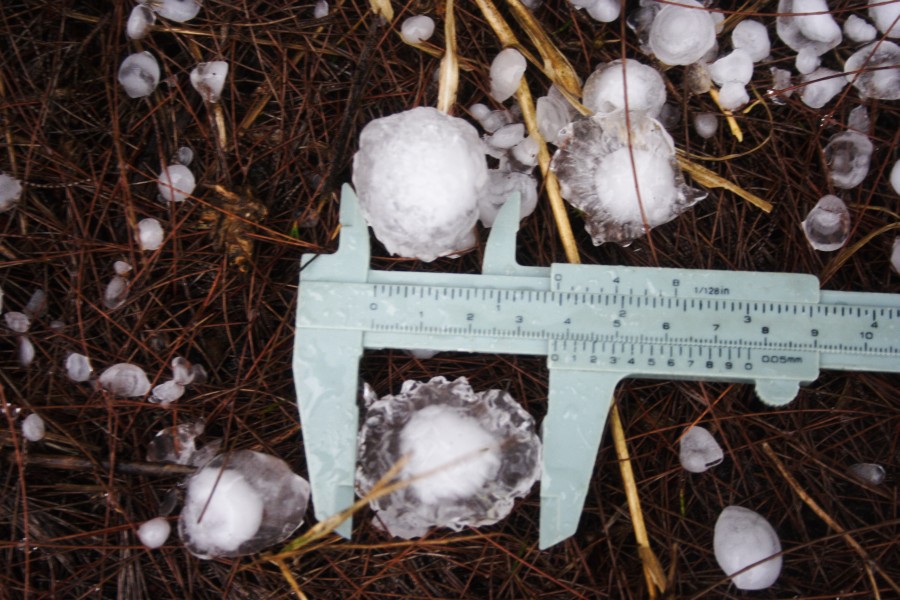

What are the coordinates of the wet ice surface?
(776, 0, 842, 58)
(126, 4, 155, 40)
(647, 0, 716, 66)
(714, 506, 782, 590)
(487, 123, 525, 150)
(158, 164, 196, 202)
(178, 450, 310, 558)
(709, 50, 754, 87)
(356, 377, 541, 540)
(0, 173, 22, 212)
(769, 67, 794, 103)
(151, 380, 185, 404)
(401, 16, 435, 45)
(802, 194, 850, 252)
(138, 517, 171, 549)
(678, 426, 723, 473)
(477, 170, 538, 227)
(847, 462, 886, 486)
(582, 59, 666, 118)
(490, 48, 527, 103)
(799, 68, 846, 109)
(22, 413, 46, 442)
(99, 363, 151, 397)
(825, 130, 872, 189)
(118, 52, 160, 99)
(352, 107, 486, 262)
(844, 41, 900, 101)
(65, 352, 92, 382)
(536, 87, 575, 144)
(190, 61, 228, 103)
(551, 112, 705, 245)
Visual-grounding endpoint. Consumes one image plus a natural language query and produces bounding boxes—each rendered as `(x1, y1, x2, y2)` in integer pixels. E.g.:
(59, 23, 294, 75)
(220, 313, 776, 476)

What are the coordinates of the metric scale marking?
(293, 185, 900, 549)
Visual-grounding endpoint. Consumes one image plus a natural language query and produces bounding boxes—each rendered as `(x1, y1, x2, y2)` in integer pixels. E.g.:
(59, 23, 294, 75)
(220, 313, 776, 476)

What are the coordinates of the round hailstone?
(477, 170, 538, 227)
(157, 164, 196, 202)
(551, 112, 705, 245)
(847, 462, 886, 485)
(844, 41, 900, 101)
(357, 376, 542, 539)
(173, 146, 194, 166)
(4, 311, 30, 333)
(795, 47, 821, 75)
(582, 59, 666, 118)
(732, 19, 770, 62)
(717, 82, 750, 110)
(648, 0, 716, 66)
(679, 426, 723, 473)
(776, 0, 842, 58)
(99, 363, 151, 397)
(586, 0, 620, 23)
(843, 14, 877, 44)
(511, 136, 538, 167)
(799, 68, 846, 109)
(114, 260, 132, 276)
(869, 3, 900, 38)
(153, 0, 202, 23)
(891, 159, 900, 195)
(65, 352, 93, 382)
(801, 194, 851, 252)
(178, 451, 311, 558)
(18, 336, 35, 367)
(126, 4, 156, 40)
(313, 0, 328, 19)
(118, 52, 160, 99)
(137, 517, 171, 549)
(22, 413, 46, 442)
(351, 107, 487, 262)
(708, 50, 754, 87)
(693, 112, 718, 139)
(0, 173, 22, 212)
(137, 218, 164, 251)
(490, 48, 527, 103)
(190, 61, 228, 103)
(824, 131, 873, 189)
(400, 15, 435, 44)
(714, 506, 782, 590)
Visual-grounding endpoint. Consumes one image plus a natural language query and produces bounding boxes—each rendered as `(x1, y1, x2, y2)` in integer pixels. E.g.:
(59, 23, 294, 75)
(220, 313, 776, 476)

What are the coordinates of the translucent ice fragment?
(190, 61, 228, 103)
(351, 107, 487, 261)
(357, 377, 541, 539)
(147, 421, 206, 465)
(511, 136, 538, 168)
(844, 41, 900, 101)
(869, 3, 900, 38)
(18, 336, 34, 367)
(536, 88, 575, 144)
(679, 426, 723, 473)
(490, 48, 527, 103)
(137, 218, 164, 251)
(709, 50, 754, 86)
(551, 112, 705, 245)
(768, 67, 793, 103)
(488, 123, 525, 149)
(847, 105, 869, 133)
(103, 275, 129, 309)
(178, 451, 311, 558)
(477, 170, 538, 227)
(154, 0, 202, 23)
(171, 356, 194, 385)
(582, 59, 666, 118)
(138, 517, 171, 549)
(843, 14, 877, 44)
(801, 194, 850, 251)
(65, 352, 93, 382)
(22, 413, 45, 442)
(776, 0, 842, 57)
(824, 131, 872, 189)
(151, 380, 185, 404)
(693, 113, 718, 139)
(313, 0, 328, 19)
(4, 311, 30, 333)
(126, 4, 155, 40)
(799, 68, 846, 109)
(732, 19, 770, 62)
(99, 363, 151, 397)
(891, 159, 900, 195)
(400, 15, 435, 44)
(847, 462, 885, 485)
(157, 164, 196, 202)
(648, 0, 716, 66)
(118, 52, 160, 99)
(0, 173, 22, 212)
(714, 506, 782, 590)
(173, 146, 194, 166)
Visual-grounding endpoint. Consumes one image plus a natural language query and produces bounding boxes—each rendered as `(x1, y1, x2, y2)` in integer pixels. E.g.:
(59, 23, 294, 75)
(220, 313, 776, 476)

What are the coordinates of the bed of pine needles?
(1, 1, 898, 598)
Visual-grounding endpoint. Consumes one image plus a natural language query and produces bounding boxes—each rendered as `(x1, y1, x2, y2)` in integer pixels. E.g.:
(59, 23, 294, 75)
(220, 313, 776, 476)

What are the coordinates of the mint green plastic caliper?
(294, 185, 900, 549)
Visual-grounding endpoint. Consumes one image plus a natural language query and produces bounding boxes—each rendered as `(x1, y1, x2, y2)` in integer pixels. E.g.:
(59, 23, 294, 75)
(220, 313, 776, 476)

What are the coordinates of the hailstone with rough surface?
(0, 173, 22, 212)
(4, 311, 30, 333)
(802, 194, 850, 252)
(536, 86, 575, 144)
(65, 352, 92, 382)
(693, 113, 718, 139)
(714, 506, 782, 590)
(137, 218, 164, 251)
(400, 15, 435, 44)
(352, 107, 487, 261)
(648, 0, 716, 66)
(844, 41, 900, 101)
(99, 363, 151, 397)
(190, 61, 228, 103)
(357, 376, 542, 539)
(582, 59, 666, 118)
(870, 3, 900, 38)
(490, 48, 527, 103)
(709, 50, 754, 87)
(843, 14, 877, 44)
(126, 4, 155, 40)
(118, 52, 160, 99)
(679, 426, 723, 473)
(799, 68, 846, 109)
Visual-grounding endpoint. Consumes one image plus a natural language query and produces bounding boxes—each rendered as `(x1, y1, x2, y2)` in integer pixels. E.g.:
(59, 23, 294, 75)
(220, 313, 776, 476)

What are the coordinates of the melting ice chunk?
(0, 173, 22, 212)
(843, 14, 877, 44)
(103, 275, 129, 309)
(487, 123, 525, 149)
(118, 52, 160, 99)
(732, 19, 770, 62)
(147, 421, 212, 466)
(678, 426, 723, 473)
(714, 506, 782, 590)
(138, 517, 171, 549)
(151, 380, 185, 405)
(114, 260, 132, 276)
(477, 170, 538, 227)
(824, 130, 873, 189)
(847, 462, 886, 486)
(66, 352, 93, 382)
(99, 363, 151, 397)
(400, 15, 435, 44)
(190, 61, 228, 103)
(174, 146, 194, 166)
(799, 68, 846, 109)
(490, 48, 527, 103)
(4, 311, 30, 333)
(137, 218, 164, 251)
(126, 4, 155, 40)
(157, 164, 196, 202)
(768, 67, 793, 103)
(801, 194, 850, 252)
(582, 58, 666, 118)
(22, 413, 46, 442)
(648, 0, 716, 66)
(844, 41, 900, 101)
(154, 0, 202, 23)
(776, 0, 842, 58)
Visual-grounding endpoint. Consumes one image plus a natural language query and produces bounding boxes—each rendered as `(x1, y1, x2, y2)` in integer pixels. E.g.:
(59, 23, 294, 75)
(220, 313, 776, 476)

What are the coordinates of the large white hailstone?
(99, 363, 151, 398)
(352, 107, 487, 262)
(844, 41, 900, 101)
(709, 50, 754, 87)
(157, 164, 196, 202)
(802, 194, 850, 252)
(648, 0, 717, 66)
(891, 159, 900, 195)
(869, 3, 900, 38)
(4, 311, 30, 333)
(153, 0, 202, 23)
(179, 451, 311, 558)
(0, 173, 22, 212)
(824, 130, 873, 189)
(679, 426, 723, 473)
(137, 218, 164, 251)
(22, 413, 46, 442)
(118, 52, 160, 99)
(357, 376, 542, 539)
(582, 59, 666, 118)
(732, 19, 770, 62)
(714, 506, 782, 590)
(551, 112, 705, 245)
(126, 4, 156, 40)
(65, 352, 93, 382)
(190, 61, 228, 103)
(799, 68, 846, 109)
(536, 86, 575, 144)
(477, 170, 538, 227)
(843, 14, 877, 44)
(137, 517, 171, 549)
(400, 15, 435, 44)
(776, 0, 842, 58)
(693, 112, 718, 139)
(490, 48, 527, 102)
(847, 462, 886, 485)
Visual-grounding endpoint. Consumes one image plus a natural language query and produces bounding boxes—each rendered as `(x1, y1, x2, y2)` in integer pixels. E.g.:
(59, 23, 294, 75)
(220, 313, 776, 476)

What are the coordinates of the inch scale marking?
(294, 186, 900, 549)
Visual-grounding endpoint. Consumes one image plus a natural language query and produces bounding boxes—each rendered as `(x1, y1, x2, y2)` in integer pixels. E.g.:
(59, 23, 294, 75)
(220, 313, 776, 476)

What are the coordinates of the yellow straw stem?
(437, 0, 458, 114)
(708, 87, 744, 142)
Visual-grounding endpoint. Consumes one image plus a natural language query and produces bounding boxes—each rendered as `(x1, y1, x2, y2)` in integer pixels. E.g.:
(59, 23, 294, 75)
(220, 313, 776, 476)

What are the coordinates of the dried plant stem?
(708, 87, 744, 142)
(437, 0, 458, 114)
(676, 153, 773, 213)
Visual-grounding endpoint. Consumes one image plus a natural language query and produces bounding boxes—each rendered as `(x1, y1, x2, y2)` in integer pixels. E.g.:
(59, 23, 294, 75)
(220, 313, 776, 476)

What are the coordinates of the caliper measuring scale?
(294, 185, 900, 549)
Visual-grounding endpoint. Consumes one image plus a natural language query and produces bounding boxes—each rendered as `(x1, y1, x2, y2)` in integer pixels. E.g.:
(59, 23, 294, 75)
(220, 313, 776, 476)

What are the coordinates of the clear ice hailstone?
(714, 506, 782, 590)
(802, 194, 850, 252)
(732, 19, 770, 63)
(844, 41, 900, 101)
(190, 61, 228, 103)
(708, 50, 754, 87)
(679, 426, 723, 473)
(157, 164, 196, 202)
(799, 68, 846, 109)
(847, 105, 869, 133)
(178, 451, 311, 558)
(776, 0, 842, 57)
(4, 311, 31, 333)
(488, 123, 525, 149)
(490, 48, 527, 103)
(551, 112, 705, 245)
(891, 159, 900, 195)
(693, 112, 718, 139)
(151, 380, 185, 404)
(582, 59, 666, 118)
(65, 352, 92, 382)
(536, 87, 575, 144)
(147, 421, 209, 466)
(118, 52, 160, 99)
(847, 462, 886, 485)
(18, 336, 35, 367)
(99, 363, 151, 397)
(154, 0, 202, 23)
(22, 413, 46, 442)
(356, 376, 542, 540)
(0, 173, 23, 212)
(351, 107, 487, 262)
(869, 3, 900, 38)
(824, 130, 873, 189)
(477, 170, 538, 227)
(313, 0, 328, 19)
(511, 136, 538, 167)
(137, 218, 164, 251)
(400, 15, 435, 44)
(647, 0, 716, 66)
(103, 275, 129, 309)
(843, 14, 877, 44)
(126, 4, 155, 40)
(138, 517, 171, 549)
